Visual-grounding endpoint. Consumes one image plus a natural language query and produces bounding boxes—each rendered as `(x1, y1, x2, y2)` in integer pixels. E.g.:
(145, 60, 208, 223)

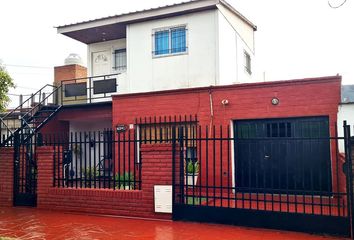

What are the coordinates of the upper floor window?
(244, 51, 252, 74)
(113, 49, 127, 71)
(153, 26, 187, 56)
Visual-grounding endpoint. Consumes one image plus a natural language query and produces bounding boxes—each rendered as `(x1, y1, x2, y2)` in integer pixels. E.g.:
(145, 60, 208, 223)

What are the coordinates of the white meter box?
(154, 185, 172, 213)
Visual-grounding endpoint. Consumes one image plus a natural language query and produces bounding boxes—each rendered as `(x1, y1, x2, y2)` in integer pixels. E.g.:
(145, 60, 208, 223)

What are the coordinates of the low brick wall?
(0, 148, 14, 207)
(36, 144, 174, 219)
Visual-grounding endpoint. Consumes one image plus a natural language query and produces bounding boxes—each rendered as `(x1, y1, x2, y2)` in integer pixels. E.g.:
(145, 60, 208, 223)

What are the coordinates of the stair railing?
(0, 84, 56, 135)
(1, 84, 62, 146)
(20, 84, 62, 133)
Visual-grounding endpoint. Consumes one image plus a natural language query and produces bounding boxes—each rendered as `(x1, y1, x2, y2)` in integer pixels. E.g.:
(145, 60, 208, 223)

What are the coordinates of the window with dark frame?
(113, 49, 127, 71)
(153, 26, 187, 56)
(244, 51, 252, 74)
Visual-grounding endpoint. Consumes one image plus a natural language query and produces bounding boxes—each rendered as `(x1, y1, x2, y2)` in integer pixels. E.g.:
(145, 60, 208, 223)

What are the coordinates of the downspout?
(209, 88, 214, 135)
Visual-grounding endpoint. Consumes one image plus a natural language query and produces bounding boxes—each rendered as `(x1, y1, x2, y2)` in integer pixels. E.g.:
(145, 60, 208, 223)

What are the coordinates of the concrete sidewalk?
(0, 207, 348, 240)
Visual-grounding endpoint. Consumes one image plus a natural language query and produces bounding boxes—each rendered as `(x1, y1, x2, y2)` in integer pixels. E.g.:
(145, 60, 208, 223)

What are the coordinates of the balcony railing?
(58, 73, 119, 105)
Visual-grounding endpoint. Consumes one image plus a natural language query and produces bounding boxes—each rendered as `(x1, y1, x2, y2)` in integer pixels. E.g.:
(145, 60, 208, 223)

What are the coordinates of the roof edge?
(112, 75, 342, 100)
(218, 0, 257, 30)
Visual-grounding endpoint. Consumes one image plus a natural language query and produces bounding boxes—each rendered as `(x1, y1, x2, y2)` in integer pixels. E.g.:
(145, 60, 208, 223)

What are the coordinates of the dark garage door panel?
(234, 116, 331, 193)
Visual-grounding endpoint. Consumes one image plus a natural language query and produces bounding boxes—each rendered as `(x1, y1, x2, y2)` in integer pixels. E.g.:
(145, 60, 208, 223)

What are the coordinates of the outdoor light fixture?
(221, 99, 229, 105)
(271, 97, 279, 105)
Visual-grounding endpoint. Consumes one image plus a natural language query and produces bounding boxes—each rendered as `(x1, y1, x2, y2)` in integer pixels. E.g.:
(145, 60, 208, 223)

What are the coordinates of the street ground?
(0, 207, 348, 240)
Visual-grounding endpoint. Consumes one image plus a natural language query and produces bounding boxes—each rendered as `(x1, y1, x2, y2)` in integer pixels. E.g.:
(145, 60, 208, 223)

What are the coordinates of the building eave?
(56, 0, 256, 44)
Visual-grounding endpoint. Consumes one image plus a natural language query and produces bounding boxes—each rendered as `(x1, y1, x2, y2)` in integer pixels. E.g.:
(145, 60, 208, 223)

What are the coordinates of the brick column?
(36, 146, 55, 208)
(0, 148, 14, 207)
(140, 143, 176, 219)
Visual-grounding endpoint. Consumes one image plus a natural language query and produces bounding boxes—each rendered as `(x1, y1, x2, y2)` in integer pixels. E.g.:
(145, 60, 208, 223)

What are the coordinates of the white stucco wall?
(88, 39, 127, 76)
(217, 10, 255, 84)
(69, 120, 112, 176)
(127, 9, 218, 93)
(337, 103, 354, 152)
(218, 10, 237, 85)
(85, 8, 256, 94)
(88, 39, 128, 102)
(216, 3, 255, 53)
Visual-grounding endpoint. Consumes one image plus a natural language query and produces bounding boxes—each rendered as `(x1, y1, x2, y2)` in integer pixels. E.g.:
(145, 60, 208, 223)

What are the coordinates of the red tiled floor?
(0, 207, 348, 240)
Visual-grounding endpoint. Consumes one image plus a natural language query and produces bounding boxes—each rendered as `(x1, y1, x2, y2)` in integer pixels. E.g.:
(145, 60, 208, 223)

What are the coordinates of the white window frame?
(152, 25, 188, 58)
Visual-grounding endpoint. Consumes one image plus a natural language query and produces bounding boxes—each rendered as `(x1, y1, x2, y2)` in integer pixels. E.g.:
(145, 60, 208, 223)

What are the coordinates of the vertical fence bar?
(179, 127, 184, 204)
(344, 121, 354, 238)
(206, 126, 209, 206)
(172, 126, 176, 211)
(220, 125, 223, 208)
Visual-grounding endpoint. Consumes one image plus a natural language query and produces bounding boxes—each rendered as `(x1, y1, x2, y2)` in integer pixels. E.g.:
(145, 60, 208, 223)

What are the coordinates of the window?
(113, 49, 127, 71)
(153, 26, 187, 56)
(244, 51, 251, 74)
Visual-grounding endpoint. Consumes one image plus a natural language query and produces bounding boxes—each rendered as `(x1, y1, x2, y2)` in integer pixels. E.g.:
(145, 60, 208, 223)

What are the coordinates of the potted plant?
(185, 160, 199, 186)
(115, 172, 135, 190)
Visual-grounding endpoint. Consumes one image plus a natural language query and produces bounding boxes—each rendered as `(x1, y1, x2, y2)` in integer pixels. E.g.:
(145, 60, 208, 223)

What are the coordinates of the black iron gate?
(13, 133, 37, 207)
(172, 121, 354, 238)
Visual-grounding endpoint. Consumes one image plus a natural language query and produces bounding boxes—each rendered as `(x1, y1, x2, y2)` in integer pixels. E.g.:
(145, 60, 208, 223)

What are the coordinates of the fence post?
(344, 121, 354, 239)
(179, 127, 184, 204)
(172, 126, 176, 213)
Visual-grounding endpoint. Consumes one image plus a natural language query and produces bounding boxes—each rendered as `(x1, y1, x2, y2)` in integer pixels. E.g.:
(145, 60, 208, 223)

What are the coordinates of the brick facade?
(112, 76, 341, 129)
(112, 76, 342, 191)
(0, 148, 14, 207)
(36, 144, 173, 219)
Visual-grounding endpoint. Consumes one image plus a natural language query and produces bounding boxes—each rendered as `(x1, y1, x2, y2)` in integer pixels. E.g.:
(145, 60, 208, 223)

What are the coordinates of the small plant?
(186, 160, 199, 174)
(115, 172, 135, 190)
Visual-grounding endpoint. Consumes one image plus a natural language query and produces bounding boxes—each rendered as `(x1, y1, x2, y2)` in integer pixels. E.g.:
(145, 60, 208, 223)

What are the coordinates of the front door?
(92, 51, 110, 76)
(234, 116, 331, 193)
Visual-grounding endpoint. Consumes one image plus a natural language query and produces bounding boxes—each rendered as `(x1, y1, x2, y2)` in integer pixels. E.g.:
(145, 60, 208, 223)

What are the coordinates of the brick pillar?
(54, 64, 87, 85)
(0, 148, 14, 207)
(140, 143, 176, 219)
(36, 146, 55, 208)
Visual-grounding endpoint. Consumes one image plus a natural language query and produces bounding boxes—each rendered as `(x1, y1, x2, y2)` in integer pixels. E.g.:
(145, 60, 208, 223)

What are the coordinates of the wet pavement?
(0, 207, 348, 240)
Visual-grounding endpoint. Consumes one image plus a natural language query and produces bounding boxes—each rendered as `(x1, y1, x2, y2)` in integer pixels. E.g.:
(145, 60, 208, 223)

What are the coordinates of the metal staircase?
(0, 84, 62, 147)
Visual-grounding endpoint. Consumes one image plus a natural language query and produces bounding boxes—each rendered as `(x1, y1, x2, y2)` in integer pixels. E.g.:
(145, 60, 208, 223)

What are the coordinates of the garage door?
(234, 116, 331, 193)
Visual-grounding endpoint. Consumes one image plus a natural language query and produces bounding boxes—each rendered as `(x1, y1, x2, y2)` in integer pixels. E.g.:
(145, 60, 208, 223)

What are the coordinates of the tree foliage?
(0, 62, 15, 112)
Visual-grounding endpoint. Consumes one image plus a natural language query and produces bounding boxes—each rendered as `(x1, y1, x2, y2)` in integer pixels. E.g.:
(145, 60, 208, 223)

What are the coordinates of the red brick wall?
(40, 104, 112, 135)
(112, 77, 340, 127)
(112, 76, 342, 191)
(0, 148, 14, 207)
(36, 144, 173, 219)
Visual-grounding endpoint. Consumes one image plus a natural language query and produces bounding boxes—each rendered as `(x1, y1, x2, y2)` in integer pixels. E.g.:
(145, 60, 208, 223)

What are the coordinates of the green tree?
(0, 62, 15, 112)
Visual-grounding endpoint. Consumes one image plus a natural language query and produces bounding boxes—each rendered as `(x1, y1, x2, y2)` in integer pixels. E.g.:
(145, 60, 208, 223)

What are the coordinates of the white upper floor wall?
(58, 0, 257, 96)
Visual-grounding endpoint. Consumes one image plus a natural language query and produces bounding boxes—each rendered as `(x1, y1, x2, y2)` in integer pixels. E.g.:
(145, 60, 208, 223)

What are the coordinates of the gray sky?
(1, 0, 353, 107)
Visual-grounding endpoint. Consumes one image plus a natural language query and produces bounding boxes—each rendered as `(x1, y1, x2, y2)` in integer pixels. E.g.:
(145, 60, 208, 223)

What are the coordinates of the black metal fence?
(44, 130, 139, 190)
(45, 115, 198, 191)
(172, 122, 353, 236)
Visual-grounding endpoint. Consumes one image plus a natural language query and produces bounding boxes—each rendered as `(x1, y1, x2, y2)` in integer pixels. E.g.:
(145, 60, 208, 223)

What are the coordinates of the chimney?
(54, 54, 87, 105)
(54, 53, 87, 85)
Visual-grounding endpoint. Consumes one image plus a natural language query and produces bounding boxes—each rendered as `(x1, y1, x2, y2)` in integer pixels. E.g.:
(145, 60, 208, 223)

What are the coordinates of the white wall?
(337, 104, 354, 152)
(87, 39, 128, 101)
(127, 10, 218, 93)
(216, 3, 255, 53)
(217, 10, 255, 84)
(88, 39, 127, 76)
(218, 10, 237, 85)
(68, 120, 112, 177)
(85, 8, 257, 94)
